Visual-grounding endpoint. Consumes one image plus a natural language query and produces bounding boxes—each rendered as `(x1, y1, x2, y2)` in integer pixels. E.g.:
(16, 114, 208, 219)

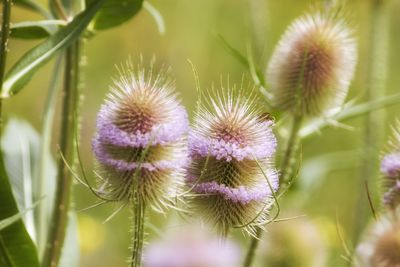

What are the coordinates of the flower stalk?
(41, 41, 81, 267)
(0, 0, 12, 132)
(131, 192, 146, 267)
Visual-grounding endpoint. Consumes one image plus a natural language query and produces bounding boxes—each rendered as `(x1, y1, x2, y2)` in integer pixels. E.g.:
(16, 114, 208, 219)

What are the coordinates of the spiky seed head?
(187, 88, 278, 235)
(381, 121, 400, 208)
(92, 61, 188, 209)
(356, 215, 400, 267)
(267, 12, 357, 116)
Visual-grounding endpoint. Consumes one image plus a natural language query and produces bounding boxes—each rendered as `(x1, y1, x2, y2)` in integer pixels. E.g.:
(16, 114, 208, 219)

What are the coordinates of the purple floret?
(189, 121, 277, 162)
(187, 169, 279, 205)
(381, 153, 400, 178)
(96, 105, 188, 148)
(92, 136, 188, 172)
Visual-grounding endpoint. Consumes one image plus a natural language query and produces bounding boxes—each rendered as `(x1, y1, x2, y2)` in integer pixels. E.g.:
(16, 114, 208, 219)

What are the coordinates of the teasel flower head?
(266, 11, 357, 116)
(380, 121, 400, 209)
(186, 87, 279, 236)
(144, 226, 241, 267)
(356, 214, 400, 267)
(92, 61, 189, 209)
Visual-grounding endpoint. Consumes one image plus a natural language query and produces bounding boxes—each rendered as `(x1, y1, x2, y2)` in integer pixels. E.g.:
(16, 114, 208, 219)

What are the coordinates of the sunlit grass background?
(5, 0, 400, 266)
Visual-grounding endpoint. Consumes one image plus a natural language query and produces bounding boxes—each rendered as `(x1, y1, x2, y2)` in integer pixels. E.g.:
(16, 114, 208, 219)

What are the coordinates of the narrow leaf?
(0, 154, 39, 267)
(0, 202, 40, 231)
(1, 0, 105, 98)
(10, 20, 66, 39)
(59, 213, 80, 267)
(143, 1, 165, 35)
(13, 0, 52, 19)
(300, 93, 400, 138)
(87, 0, 143, 30)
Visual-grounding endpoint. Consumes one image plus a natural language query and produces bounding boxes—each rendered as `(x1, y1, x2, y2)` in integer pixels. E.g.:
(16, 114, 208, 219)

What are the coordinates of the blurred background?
(4, 0, 400, 266)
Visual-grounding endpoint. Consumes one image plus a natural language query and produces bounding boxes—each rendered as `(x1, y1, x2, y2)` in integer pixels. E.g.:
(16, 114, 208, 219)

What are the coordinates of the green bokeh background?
(4, 0, 400, 266)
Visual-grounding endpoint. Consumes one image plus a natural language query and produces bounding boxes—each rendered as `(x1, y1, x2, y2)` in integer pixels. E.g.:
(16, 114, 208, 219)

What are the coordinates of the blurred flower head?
(143, 226, 241, 267)
(266, 11, 357, 116)
(381, 122, 400, 209)
(356, 214, 400, 267)
(92, 60, 188, 208)
(186, 87, 278, 235)
(261, 217, 328, 267)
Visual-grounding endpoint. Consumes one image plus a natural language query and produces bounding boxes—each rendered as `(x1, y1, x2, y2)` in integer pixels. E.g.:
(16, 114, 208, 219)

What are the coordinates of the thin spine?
(352, 0, 390, 245)
(42, 41, 80, 267)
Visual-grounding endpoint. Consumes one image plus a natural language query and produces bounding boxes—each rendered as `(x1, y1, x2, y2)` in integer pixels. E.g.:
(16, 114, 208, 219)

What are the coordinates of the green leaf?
(59, 213, 79, 267)
(0, 202, 40, 232)
(143, 1, 165, 35)
(0, 211, 28, 231)
(300, 93, 400, 138)
(10, 20, 66, 39)
(13, 0, 52, 19)
(0, 143, 39, 267)
(87, 0, 143, 30)
(1, 0, 106, 98)
(1, 119, 41, 241)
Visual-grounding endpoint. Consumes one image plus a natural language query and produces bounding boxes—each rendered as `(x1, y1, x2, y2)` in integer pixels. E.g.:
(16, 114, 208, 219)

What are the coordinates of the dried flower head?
(92, 61, 188, 209)
(356, 214, 400, 267)
(266, 12, 357, 116)
(186, 88, 278, 235)
(381, 121, 400, 208)
(143, 226, 241, 267)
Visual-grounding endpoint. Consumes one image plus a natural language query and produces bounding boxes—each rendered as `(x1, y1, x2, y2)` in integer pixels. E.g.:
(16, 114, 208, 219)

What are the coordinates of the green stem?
(0, 0, 12, 132)
(41, 41, 81, 267)
(131, 193, 146, 267)
(36, 56, 63, 259)
(352, 0, 390, 245)
(243, 115, 303, 267)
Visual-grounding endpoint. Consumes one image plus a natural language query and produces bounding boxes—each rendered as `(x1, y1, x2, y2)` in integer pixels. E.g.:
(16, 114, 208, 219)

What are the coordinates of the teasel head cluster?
(186, 87, 279, 236)
(91, 61, 189, 267)
(92, 61, 189, 209)
(356, 213, 400, 267)
(380, 121, 400, 210)
(266, 10, 357, 116)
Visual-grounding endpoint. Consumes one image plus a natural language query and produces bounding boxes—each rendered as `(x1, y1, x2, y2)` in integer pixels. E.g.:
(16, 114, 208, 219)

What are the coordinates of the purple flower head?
(144, 226, 241, 267)
(186, 88, 279, 235)
(92, 61, 188, 206)
(267, 12, 357, 116)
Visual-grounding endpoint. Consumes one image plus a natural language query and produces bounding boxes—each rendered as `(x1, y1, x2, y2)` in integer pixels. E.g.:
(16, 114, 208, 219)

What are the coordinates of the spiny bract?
(186, 88, 278, 235)
(92, 61, 188, 210)
(267, 12, 357, 116)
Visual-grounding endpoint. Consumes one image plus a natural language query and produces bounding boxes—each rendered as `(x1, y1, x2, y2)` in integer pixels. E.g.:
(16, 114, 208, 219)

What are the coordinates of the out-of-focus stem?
(0, 0, 12, 132)
(352, 0, 390, 244)
(41, 41, 80, 267)
(243, 115, 303, 267)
